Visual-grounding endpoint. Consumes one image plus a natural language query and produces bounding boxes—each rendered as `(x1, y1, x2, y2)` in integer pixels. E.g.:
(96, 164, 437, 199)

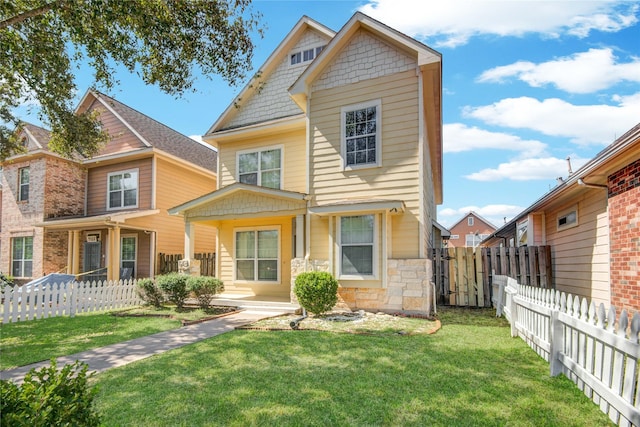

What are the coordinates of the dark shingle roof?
(94, 92, 217, 173)
(22, 123, 52, 151)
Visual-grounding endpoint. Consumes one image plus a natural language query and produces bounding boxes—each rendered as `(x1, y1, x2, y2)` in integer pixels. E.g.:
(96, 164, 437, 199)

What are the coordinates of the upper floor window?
(290, 45, 325, 66)
(341, 100, 381, 169)
(237, 147, 282, 189)
(18, 167, 29, 201)
(467, 217, 474, 226)
(339, 214, 377, 279)
(465, 233, 488, 248)
(12, 236, 33, 278)
(108, 169, 138, 210)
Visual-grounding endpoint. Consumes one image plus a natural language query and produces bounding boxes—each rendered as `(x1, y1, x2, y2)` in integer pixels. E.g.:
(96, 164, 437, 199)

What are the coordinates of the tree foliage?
(0, 0, 262, 160)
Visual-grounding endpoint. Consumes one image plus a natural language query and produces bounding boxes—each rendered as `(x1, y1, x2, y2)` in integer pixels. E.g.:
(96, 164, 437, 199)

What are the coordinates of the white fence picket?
(0, 279, 143, 323)
(493, 276, 640, 427)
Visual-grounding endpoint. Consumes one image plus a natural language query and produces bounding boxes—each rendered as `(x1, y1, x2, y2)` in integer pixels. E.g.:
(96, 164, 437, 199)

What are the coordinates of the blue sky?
(17, 0, 640, 228)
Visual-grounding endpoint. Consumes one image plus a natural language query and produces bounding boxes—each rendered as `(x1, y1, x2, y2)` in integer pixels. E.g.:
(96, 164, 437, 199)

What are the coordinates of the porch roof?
(168, 183, 309, 220)
(35, 209, 160, 230)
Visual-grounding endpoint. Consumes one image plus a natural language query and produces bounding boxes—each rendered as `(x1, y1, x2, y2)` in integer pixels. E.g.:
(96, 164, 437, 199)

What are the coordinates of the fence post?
(507, 287, 518, 337)
(549, 309, 564, 376)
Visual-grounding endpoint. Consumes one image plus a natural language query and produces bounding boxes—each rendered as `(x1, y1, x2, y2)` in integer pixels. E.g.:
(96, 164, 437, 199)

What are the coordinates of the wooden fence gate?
(158, 253, 216, 276)
(432, 246, 552, 307)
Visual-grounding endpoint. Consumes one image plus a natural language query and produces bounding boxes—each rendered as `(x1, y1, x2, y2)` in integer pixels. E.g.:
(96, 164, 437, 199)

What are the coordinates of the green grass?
(0, 312, 180, 370)
(93, 307, 614, 426)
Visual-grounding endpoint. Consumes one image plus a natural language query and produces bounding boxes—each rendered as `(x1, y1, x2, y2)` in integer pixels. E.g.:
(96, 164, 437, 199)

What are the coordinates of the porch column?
(295, 214, 305, 258)
(149, 231, 156, 278)
(184, 219, 195, 260)
(68, 230, 81, 275)
(107, 226, 121, 282)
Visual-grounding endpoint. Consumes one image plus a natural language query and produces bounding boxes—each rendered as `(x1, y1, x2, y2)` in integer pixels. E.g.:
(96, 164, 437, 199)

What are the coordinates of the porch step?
(210, 295, 299, 314)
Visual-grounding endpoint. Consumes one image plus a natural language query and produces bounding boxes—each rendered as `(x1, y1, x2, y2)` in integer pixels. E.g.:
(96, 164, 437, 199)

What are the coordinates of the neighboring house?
(483, 122, 640, 313)
(446, 211, 496, 248)
(170, 13, 443, 314)
(0, 90, 217, 284)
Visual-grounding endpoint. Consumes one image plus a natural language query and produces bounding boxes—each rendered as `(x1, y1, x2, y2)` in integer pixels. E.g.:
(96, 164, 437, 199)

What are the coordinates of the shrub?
(136, 278, 164, 308)
(0, 360, 101, 427)
(156, 273, 189, 309)
(294, 271, 338, 316)
(187, 276, 224, 310)
(0, 272, 14, 286)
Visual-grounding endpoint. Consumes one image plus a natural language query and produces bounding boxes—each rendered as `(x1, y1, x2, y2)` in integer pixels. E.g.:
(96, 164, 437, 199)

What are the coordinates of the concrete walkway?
(0, 310, 281, 383)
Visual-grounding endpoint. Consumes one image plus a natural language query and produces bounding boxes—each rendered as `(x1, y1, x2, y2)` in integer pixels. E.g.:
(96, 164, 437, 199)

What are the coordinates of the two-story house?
(1, 90, 217, 284)
(170, 13, 443, 314)
(447, 212, 496, 248)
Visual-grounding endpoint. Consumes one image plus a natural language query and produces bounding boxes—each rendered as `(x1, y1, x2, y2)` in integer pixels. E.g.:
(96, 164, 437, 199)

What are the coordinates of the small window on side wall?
(557, 205, 578, 231)
(341, 100, 381, 169)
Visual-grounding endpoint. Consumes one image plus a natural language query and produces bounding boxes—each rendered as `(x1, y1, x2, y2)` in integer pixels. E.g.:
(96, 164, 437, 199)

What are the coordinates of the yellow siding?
(544, 189, 610, 306)
(217, 128, 306, 193)
(217, 216, 293, 298)
(127, 156, 216, 255)
(309, 69, 421, 258)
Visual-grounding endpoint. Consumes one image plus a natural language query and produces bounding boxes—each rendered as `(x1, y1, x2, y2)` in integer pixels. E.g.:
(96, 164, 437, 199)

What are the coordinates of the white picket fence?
(494, 275, 640, 427)
(1, 279, 143, 323)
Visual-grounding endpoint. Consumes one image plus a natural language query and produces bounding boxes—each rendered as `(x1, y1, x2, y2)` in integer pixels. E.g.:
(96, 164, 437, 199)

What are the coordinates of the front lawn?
(0, 312, 180, 370)
(94, 307, 614, 426)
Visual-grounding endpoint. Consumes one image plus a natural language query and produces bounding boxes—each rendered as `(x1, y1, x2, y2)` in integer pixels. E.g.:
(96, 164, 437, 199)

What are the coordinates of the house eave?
(309, 200, 405, 216)
(36, 209, 160, 229)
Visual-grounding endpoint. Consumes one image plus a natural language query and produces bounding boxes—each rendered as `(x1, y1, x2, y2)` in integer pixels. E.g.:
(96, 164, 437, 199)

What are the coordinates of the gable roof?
(449, 211, 498, 231)
(21, 123, 52, 151)
(484, 121, 640, 242)
(205, 16, 335, 136)
(78, 90, 217, 173)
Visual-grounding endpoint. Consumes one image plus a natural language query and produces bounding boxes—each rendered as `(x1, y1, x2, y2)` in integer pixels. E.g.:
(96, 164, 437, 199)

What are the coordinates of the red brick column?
(608, 158, 640, 314)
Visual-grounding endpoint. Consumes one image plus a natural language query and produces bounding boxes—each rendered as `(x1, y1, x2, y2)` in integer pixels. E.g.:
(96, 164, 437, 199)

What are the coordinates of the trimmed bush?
(0, 360, 101, 427)
(187, 276, 224, 310)
(294, 271, 338, 316)
(1, 272, 14, 286)
(136, 278, 164, 308)
(156, 273, 189, 310)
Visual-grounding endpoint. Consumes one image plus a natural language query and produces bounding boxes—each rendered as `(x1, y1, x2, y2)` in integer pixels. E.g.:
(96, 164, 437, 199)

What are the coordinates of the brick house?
(170, 13, 443, 315)
(446, 211, 496, 248)
(483, 122, 640, 313)
(1, 90, 217, 284)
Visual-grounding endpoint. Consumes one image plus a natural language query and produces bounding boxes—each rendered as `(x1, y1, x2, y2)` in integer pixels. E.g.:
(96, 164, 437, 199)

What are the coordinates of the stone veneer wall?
(291, 258, 434, 316)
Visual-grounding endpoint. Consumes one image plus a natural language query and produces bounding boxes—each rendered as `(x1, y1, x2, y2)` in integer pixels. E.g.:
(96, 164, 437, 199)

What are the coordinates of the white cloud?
(463, 93, 640, 145)
(477, 48, 640, 93)
(444, 123, 547, 157)
(438, 204, 524, 227)
(358, 0, 638, 47)
(465, 156, 589, 181)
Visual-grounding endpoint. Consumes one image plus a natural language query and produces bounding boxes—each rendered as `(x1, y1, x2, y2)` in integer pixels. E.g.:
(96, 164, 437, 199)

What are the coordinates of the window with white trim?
(108, 170, 138, 210)
(517, 219, 528, 246)
(237, 147, 282, 189)
(290, 45, 325, 66)
(467, 217, 474, 226)
(557, 205, 578, 231)
(121, 235, 137, 278)
(12, 236, 33, 277)
(235, 228, 279, 282)
(18, 167, 29, 201)
(339, 215, 377, 278)
(465, 233, 488, 248)
(342, 100, 381, 168)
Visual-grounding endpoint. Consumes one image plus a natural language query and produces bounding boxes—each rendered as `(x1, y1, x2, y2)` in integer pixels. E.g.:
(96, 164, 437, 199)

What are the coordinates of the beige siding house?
(171, 13, 443, 314)
(483, 123, 640, 314)
(1, 91, 217, 284)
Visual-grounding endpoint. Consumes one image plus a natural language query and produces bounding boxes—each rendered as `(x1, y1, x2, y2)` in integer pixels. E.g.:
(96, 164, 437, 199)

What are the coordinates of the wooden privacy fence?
(1, 279, 143, 323)
(432, 246, 553, 307)
(495, 276, 640, 427)
(158, 252, 216, 276)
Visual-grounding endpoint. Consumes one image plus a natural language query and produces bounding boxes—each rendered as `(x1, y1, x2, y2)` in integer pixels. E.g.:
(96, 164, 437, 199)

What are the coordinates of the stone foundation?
(291, 258, 434, 316)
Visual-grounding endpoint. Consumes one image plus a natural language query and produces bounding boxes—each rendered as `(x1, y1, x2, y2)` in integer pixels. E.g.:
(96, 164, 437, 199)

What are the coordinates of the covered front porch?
(169, 183, 309, 301)
(37, 210, 159, 283)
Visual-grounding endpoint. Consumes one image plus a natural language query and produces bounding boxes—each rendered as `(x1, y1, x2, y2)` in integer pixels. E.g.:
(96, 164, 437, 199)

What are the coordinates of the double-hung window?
(238, 147, 282, 189)
(12, 236, 33, 277)
(235, 228, 279, 283)
(18, 167, 29, 201)
(108, 170, 138, 210)
(339, 215, 376, 278)
(342, 100, 381, 168)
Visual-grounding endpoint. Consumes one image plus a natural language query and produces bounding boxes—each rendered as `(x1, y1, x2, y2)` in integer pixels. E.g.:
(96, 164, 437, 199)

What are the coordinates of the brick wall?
(608, 157, 640, 313)
(44, 157, 86, 218)
(43, 230, 69, 274)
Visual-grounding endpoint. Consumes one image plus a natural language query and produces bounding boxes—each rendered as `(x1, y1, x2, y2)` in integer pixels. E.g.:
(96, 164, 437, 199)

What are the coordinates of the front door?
(83, 242, 103, 283)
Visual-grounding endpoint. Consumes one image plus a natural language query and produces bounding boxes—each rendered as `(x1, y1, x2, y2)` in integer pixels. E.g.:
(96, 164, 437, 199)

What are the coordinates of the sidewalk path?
(0, 310, 280, 383)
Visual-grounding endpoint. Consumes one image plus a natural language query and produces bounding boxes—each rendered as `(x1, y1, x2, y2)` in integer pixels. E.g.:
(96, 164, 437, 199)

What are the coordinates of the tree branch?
(0, 1, 63, 29)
